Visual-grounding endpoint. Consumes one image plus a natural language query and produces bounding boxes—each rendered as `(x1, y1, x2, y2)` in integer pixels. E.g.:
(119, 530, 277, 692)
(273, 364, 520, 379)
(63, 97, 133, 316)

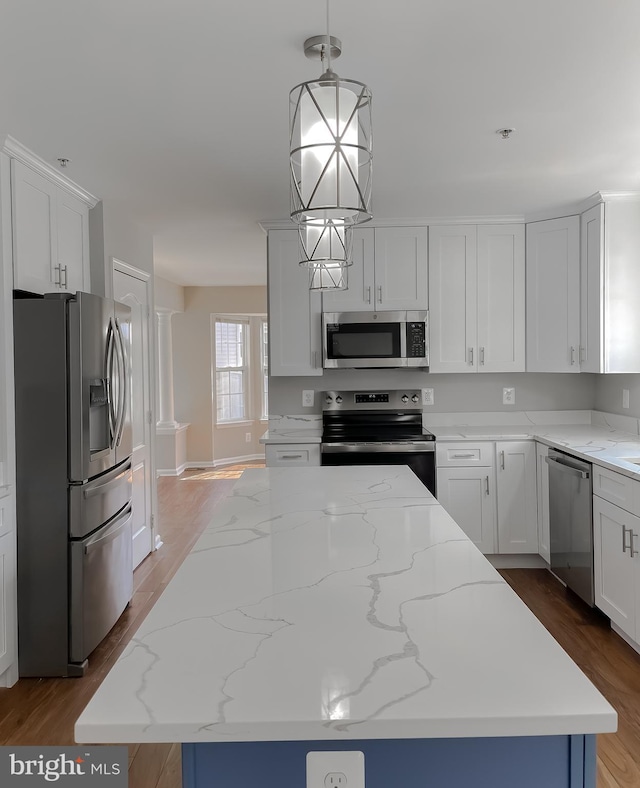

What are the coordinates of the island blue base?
(182, 734, 596, 788)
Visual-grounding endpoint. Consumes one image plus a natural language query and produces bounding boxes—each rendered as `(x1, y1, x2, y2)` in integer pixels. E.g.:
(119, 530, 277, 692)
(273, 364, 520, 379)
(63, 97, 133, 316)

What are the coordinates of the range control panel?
(324, 390, 423, 410)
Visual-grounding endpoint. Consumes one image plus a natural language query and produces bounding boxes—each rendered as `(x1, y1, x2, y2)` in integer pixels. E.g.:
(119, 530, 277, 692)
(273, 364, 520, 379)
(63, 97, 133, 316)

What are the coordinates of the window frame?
(213, 317, 250, 425)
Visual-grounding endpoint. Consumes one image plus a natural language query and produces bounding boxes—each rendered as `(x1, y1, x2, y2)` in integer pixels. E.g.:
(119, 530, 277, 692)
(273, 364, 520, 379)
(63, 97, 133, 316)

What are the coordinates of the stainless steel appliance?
(14, 291, 134, 676)
(323, 310, 429, 368)
(546, 449, 594, 606)
(321, 390, 436, 495)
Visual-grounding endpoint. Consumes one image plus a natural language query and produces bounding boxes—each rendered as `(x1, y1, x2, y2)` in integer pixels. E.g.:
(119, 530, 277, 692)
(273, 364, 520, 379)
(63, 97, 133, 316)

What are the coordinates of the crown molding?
(525, 191, 640, 223)
(0, 134, 99, 207)
(258, 214, 525, 232)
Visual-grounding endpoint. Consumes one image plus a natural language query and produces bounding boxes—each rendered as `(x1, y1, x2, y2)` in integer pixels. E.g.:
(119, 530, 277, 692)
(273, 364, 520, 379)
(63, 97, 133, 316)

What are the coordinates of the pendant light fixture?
(289, 0, 372, 288)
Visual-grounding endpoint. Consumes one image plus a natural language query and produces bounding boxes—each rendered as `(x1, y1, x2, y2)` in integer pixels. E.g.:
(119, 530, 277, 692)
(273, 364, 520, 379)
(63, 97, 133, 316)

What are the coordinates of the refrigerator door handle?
(83, 506, 133, 555)
(114, 319, 128, 448)
(82, 462, 132, 499)
(106, 319, 117, 450)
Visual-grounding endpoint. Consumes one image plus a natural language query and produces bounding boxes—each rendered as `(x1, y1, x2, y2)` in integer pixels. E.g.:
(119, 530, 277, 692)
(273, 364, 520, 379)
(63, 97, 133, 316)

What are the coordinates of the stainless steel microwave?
(323, 310, 429, 368)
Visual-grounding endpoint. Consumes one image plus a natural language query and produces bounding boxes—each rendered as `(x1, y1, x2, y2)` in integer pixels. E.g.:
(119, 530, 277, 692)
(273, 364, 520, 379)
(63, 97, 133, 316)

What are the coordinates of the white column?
(156, 309, 178, 429)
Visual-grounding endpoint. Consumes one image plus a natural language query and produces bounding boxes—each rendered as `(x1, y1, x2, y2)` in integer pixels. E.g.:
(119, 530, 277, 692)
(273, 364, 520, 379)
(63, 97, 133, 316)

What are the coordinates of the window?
(261, 319, 269, 420)
(215, 319, 248, 423)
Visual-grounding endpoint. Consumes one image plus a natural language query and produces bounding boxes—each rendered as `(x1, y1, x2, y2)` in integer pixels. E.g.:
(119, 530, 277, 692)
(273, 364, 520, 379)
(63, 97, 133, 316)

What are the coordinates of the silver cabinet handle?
(365, 286, 371, 304)
(623, 525, 629, 553)
(54, 264, 61, 286)
(485, 476, 489, 495)
(500, 450, 505, 470)
(281, 454, 303, 460)
(631, 531, 639, 558)
(312, 350, 319, 368)
(570, 346, 576, 365)
(579, 346, 586, 363)
(61, 264, 68, 288)
(452, 453, 475, 458)
(480, 346, 485, 365)
(469, 347, 474, 365)
(377, 285, 382, 303)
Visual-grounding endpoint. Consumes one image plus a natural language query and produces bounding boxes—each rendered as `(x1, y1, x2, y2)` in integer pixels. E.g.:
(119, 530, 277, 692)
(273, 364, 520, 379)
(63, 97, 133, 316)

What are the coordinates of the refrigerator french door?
(14, 291, 134, 677)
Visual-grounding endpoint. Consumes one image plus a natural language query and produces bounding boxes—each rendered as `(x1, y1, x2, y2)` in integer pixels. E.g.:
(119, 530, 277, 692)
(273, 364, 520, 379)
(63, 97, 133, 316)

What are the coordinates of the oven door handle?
(321, 442, 435, 453)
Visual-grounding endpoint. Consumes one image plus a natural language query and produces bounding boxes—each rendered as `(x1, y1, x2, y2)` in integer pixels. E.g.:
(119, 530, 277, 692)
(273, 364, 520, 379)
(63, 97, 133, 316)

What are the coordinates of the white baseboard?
(156, 462, 189, 477)
(173, 454, 265, 473)
(487, 554, 547, 569)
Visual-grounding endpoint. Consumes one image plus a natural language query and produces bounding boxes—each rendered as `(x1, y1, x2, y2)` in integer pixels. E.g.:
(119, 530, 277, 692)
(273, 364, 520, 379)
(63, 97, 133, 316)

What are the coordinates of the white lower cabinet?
(437, 440, 538, 555)
(496, 441, 538, 553)
(265, 443, 320, 467)
(535, 443, 551, 563)
(593, 495, 639, 641)
(436, 465, 497, 553)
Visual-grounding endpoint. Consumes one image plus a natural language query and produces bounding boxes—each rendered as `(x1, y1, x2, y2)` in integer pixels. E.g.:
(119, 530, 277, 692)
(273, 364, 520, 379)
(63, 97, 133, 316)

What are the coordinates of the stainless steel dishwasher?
(545, 449, 594, 606)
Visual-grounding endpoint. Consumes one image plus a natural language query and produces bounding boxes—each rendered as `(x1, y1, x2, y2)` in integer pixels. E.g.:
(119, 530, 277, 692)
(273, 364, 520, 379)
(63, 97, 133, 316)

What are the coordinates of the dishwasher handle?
(545, 455, 590, 479)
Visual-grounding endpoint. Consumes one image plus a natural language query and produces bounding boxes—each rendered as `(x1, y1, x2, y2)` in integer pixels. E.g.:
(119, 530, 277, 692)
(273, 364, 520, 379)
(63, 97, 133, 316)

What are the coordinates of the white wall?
(155, 275, 185, 312)
(172, 286, 268, 465)
(269, 371, 598, 415)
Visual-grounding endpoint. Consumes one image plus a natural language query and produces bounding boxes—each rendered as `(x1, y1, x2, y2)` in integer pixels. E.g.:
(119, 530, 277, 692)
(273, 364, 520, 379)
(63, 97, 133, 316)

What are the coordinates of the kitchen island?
(75, 466, 616, 787)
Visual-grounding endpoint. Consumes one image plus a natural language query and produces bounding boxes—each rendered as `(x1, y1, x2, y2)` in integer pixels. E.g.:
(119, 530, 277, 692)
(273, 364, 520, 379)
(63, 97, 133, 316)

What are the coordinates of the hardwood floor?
(1, 474, 639, 787)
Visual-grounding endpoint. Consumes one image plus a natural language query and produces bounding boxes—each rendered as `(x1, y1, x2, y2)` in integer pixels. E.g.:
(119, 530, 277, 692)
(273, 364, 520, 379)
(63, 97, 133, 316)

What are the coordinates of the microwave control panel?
(406, 322, 426, 357)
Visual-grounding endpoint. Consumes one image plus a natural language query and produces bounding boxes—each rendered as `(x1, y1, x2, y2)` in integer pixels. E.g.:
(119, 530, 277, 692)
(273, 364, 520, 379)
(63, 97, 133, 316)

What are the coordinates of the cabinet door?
(374, 227, 428, 310)
(268, 230, 323, 376)
(496, 441, 538, 553)
(580, 204, 604, 373)
(477, 224, 525, 372)
(321, 228, 374, 312)
(11, 160, 57, 294)
(57, 191, 90, 293)
(536, 443, 550, 563)
(436, 466, 496, 553)
(525, 216, 580, 372)
(593, 496, 637, 639)
(428, 225, 477, 373)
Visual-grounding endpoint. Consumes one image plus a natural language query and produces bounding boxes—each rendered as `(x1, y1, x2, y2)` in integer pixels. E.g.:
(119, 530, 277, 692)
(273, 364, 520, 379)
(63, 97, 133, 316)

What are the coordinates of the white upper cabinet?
(322, 226, 428, 313)
(11, 158, 91, 295)
(429, 224, 524, 373)
(581, 197, 640, 373)
(268, 229, 323, 377)
(525, 216, 580, 372)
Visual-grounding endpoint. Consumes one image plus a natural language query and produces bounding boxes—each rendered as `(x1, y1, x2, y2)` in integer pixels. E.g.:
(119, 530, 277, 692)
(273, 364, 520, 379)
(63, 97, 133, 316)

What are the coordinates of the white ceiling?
(2, 0, 640, 287)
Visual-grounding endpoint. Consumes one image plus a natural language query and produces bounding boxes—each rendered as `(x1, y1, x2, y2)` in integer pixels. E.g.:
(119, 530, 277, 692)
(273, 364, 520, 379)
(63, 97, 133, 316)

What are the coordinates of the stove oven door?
(321, 444, 436, 496)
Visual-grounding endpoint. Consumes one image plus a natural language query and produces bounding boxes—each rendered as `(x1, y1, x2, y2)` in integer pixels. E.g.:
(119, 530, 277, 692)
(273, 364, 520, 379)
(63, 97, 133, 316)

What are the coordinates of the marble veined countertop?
(260, 415, 322, 445)
(75, 466, 615, 744)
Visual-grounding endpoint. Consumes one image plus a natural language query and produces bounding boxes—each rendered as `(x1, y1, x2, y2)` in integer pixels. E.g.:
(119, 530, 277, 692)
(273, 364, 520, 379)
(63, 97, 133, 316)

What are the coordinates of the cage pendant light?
(308, 261, 349, 291)
(297, 218, 354, 268)
(289, 4, 372, 230)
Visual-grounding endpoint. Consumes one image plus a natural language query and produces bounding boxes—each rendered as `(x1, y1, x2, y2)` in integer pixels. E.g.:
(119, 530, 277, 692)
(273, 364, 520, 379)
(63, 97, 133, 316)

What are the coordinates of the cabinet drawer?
(593, 465, 640, 515)
(265, 443, 320, 467)
(436, 442, 494, 467)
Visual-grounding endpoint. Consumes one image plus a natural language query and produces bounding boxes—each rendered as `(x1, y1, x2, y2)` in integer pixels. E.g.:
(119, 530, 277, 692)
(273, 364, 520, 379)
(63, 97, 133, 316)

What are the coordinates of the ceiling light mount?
(57, 157, 70, 168)
(304, 35, 342, 62)
(497, 128, 516, 140)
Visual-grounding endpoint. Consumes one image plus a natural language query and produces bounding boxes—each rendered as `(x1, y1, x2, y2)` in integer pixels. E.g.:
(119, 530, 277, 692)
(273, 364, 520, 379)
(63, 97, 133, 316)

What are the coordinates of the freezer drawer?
(69, 505, 133, 664)
(69, 459, 132, 539)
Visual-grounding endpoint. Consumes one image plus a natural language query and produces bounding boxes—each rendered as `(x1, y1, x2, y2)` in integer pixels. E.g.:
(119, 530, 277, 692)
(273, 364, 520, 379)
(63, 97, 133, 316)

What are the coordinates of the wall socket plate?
(302, 389, 315, 407)
(503, 387, 515, 405)
(422, 388, 434, 406)
(306, 751, 365, 788)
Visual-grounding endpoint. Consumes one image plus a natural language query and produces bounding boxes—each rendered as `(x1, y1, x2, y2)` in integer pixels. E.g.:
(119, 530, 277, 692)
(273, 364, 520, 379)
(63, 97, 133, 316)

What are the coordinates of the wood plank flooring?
(1, 472, 639, 787)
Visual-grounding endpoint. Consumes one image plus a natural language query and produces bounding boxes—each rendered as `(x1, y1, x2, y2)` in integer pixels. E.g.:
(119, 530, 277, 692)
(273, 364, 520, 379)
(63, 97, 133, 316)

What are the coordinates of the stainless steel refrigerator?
(14, 291, 134, 676)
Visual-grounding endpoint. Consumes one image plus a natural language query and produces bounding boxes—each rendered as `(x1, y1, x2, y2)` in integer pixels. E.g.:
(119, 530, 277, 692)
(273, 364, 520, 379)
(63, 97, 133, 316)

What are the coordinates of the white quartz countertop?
(432, 423, 640, 480)
(260, 428, 322, 444)
(75, 466, 615, 744)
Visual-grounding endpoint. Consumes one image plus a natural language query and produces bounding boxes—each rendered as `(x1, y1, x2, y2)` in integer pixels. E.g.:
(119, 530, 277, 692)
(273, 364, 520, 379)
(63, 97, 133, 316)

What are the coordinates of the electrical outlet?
(623, 389, 630, 409)
(422, 388, 434, 406)
(503, 387, 515, 405)
(245, 432, 251, 443)
(302, 389, 315, 407)
(306, 751, 364, 788)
